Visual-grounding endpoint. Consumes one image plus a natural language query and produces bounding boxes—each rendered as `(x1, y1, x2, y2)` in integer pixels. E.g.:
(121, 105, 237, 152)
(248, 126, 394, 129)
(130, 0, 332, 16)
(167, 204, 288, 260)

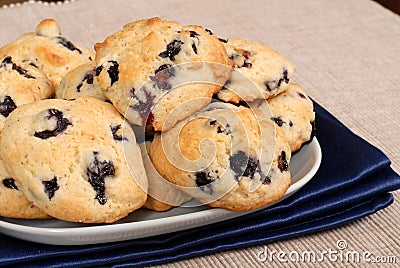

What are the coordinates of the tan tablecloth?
(0, 0, 399, 267)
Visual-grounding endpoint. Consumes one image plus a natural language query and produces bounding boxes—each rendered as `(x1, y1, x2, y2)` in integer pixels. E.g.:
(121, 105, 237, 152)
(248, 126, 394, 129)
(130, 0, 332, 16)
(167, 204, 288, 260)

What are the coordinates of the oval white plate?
(0, 138, 321, 245)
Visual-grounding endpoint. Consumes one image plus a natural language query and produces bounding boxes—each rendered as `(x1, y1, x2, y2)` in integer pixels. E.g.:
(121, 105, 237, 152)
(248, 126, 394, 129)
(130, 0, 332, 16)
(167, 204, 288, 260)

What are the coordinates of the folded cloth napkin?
(1, 102, 399, 268)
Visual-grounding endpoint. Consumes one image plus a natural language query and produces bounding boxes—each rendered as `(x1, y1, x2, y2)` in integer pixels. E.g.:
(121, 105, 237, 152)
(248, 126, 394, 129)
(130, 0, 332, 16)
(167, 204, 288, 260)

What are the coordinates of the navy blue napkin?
(1, 102, 399, 268)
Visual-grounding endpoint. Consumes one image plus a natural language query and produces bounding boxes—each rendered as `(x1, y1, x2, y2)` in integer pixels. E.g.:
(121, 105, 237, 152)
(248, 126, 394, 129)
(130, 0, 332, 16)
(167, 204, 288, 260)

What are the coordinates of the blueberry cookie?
(149, 102, 291, 211)
(0, 97, 148, 223)
(0, 19, 94, 88)
(267, 82, 315, 152)
(0, 56, 53, 133)
(55, 62, 105, 100)
(217, 38, 294, 103)
(94, 17, 234, 131)
(0, 159, 49, 219)
(140, 141, 191, 211)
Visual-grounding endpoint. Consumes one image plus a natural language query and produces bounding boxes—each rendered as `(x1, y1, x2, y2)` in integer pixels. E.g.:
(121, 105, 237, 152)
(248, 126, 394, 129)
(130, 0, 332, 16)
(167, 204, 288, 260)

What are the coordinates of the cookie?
(94, 17, 233, 132)
(149, 102, 291, 211)
(267, 82, 315, 152)
(0, 56, 53, 134)
(0, 19, 94, 88)
(0, 159, 49, 219)
(140, 141, 191, 211)
(0, 97, 148, 223)
(55, 62, 105, 100)
(217, 38, 294, 103)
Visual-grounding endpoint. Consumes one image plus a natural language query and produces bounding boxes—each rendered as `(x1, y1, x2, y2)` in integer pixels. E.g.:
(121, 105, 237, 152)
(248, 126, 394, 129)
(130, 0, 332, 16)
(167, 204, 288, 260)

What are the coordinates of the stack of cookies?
(0, 17, 314, 223)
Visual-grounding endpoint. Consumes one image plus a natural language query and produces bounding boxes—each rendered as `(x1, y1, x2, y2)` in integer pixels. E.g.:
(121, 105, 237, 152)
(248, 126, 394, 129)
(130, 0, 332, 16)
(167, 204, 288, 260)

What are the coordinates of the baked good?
(140, 141, 191, 211)
(267, 82, 315, 152)
(94, 17, 233, 131)
(217, 38, 294, 103)
(0, 19, 94, 88)
(0, 97, 148, 223)
(149, 102, 291, 211)
(0, 160, 49, 219)
(0, 56, 53, 134)
(55, 62, 105, 100)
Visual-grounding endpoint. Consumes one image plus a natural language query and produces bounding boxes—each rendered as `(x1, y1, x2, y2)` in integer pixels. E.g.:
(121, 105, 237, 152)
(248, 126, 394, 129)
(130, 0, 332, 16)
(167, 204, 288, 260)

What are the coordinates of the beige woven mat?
(0, 0, 399, 267)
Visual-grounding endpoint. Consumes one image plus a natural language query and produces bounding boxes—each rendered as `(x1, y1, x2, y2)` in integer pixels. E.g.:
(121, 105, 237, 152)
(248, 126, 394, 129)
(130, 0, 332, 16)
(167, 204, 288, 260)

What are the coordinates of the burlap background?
(0, 0, 399, 267)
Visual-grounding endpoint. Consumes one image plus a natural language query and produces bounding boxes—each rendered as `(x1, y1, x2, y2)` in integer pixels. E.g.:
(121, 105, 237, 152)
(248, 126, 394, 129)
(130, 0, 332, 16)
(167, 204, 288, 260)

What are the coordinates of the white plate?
(0, 138, 321, 245)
